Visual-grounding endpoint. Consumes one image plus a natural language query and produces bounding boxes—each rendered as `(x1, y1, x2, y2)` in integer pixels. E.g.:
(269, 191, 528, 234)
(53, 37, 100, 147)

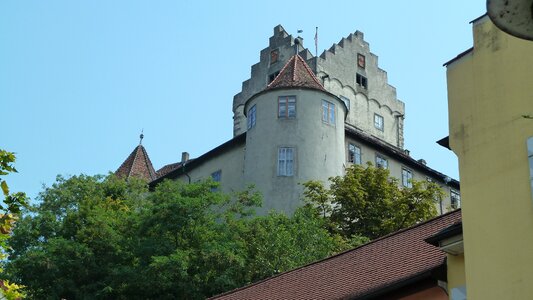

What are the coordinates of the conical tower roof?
(266, 54, 325, 91)
(115, 144, 157, 181)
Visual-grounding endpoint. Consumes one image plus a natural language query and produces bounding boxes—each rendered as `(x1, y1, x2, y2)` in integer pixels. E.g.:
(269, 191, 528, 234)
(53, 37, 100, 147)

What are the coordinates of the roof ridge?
(127, 145, 141, 179)
(297, 54, 324, 87)
(140, 145, 157, 180)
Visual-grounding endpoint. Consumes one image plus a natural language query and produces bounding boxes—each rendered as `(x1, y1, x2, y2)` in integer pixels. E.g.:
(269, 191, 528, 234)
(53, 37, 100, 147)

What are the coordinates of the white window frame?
(348, 143, 361, 164)
(402, 168, 413, 188)
(277, 147, 294, 176)
(375, 154, 388, 169)
(374, 113, 384, 131)
(247, 105, 256, 130)
(322, 100, 335, 125)
(278, 96, 296, 119)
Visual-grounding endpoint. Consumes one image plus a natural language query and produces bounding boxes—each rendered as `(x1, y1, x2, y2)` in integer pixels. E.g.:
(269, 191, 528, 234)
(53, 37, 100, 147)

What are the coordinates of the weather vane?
(139, 129, 144, 145)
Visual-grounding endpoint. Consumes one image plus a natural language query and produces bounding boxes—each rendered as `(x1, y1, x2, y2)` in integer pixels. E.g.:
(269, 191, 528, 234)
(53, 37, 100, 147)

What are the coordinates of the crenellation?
(232, 25, 405, 148)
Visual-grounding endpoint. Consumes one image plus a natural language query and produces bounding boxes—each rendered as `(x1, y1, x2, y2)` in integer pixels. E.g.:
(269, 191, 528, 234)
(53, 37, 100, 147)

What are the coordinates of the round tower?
(243, 55, 347, 214)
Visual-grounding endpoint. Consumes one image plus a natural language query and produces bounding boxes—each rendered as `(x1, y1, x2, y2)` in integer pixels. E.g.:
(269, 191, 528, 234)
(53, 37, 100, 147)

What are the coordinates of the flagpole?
(315, 27, 318, 58)
(315, 26, 318, 73)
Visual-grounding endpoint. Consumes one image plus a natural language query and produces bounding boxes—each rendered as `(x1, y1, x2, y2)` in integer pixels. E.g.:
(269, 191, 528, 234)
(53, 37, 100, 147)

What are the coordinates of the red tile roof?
(211, 210, 462, 300)
(115, 144, 157, 181)
(266, 54, 325, 91)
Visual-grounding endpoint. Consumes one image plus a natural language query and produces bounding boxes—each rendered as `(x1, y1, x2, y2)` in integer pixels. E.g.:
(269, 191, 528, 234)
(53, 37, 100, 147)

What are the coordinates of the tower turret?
(243, 55, 347, 214)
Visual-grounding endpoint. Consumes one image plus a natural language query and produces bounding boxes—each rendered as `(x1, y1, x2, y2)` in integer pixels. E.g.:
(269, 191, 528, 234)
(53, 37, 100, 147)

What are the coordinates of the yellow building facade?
(446, 15, 533, 299)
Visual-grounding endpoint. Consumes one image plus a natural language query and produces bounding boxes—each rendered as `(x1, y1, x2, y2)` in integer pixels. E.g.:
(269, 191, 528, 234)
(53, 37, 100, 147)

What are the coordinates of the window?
(374, 114, 384, 131)
(278, 147, 294, 176)
(211, 170, 222, 191)
(247, 105, 256, 129)
(270, 49, 279, 64)
(340, 96, 350, 111)
(357, 53, 366, 68)
(322, 100, 335, 125)
(348, 144, 361, 164)
(278, 96, 296, 119)
(375, 154, 388, 169)
(356, 73, 368, 88)
(451, 190, 461, 209)
(211, 170, 221, 182)
(269, 71, 280, 83)
(402, 168, 413, 188)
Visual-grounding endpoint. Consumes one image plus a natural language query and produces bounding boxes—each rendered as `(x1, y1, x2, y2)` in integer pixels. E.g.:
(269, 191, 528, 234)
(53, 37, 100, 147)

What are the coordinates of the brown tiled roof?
(266, 54, 325, 91)
(115, 144, 157, 181)
(156, 161, 190, 178)
(211, 210, 461, 300)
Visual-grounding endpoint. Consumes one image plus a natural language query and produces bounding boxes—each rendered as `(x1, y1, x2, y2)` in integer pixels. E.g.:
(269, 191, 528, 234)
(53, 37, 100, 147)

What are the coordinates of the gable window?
(322, 100, 335, 125)
(278, 147, 294, 176)
(247, 105, 256, 129)
(278, 96, 296, 119)
(451, 189, 461, 209)
(375, 154, 388, 169)
(269, 71, 280, 83)
(357, 53, 366, 69)
(270, 49, 279, 64)
(374, 114, 384, 131)
(356, 73, 368, 88)
(402, 168, 413, 188)
(348, 144, 361, 164)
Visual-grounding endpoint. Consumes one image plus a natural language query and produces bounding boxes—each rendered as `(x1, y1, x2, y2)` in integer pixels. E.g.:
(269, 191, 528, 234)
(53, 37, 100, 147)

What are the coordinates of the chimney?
(181, 152, 189, 163)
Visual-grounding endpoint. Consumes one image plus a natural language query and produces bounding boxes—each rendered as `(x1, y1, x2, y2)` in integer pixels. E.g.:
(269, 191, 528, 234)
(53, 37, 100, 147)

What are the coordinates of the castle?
(116, 25, 460, 215)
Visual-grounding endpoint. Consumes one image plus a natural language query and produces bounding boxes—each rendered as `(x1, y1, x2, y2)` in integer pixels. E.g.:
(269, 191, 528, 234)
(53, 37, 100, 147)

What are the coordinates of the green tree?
(303, 164, 442, 240)
(6, 175, 344, 299)
(0, 150, 28, 299)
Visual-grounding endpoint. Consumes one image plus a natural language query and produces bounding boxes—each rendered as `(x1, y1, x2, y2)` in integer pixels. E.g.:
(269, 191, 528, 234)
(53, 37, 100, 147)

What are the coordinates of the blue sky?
(1, 1, 485, 200)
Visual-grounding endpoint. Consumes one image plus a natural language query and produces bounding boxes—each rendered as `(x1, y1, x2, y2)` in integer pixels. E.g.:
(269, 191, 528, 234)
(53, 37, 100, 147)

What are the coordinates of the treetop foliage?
(303, 163, 441, 240)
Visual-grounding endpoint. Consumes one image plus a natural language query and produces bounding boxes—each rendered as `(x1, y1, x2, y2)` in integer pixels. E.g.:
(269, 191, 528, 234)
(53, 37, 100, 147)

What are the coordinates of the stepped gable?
(115, 144, 157, 181)
(210, 210, 462, 300)
(265, 54, 325, 91)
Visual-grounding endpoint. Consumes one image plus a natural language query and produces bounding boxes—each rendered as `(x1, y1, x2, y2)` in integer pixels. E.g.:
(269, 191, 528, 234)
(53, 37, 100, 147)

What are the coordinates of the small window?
(247, 105, 256, 129)
(402, 168, 413, 188)
(451, 190, 461, 209)
(357, 53, 366, 69)
(278, 147, 294, 176)
(348, 144, 361, 164)
(211, 170, 222, 191)
(322, 100, 335, 125)
(269, 71, 280, 83)
(278, 96, 296, 119)
(375, 154, 388, 169)
(356, 73, 368, 88)
(340, 96, 350, 111)
(374, 114, 384, 131)
(211, 170, 222, 182)
(270, 49, 279, 64)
